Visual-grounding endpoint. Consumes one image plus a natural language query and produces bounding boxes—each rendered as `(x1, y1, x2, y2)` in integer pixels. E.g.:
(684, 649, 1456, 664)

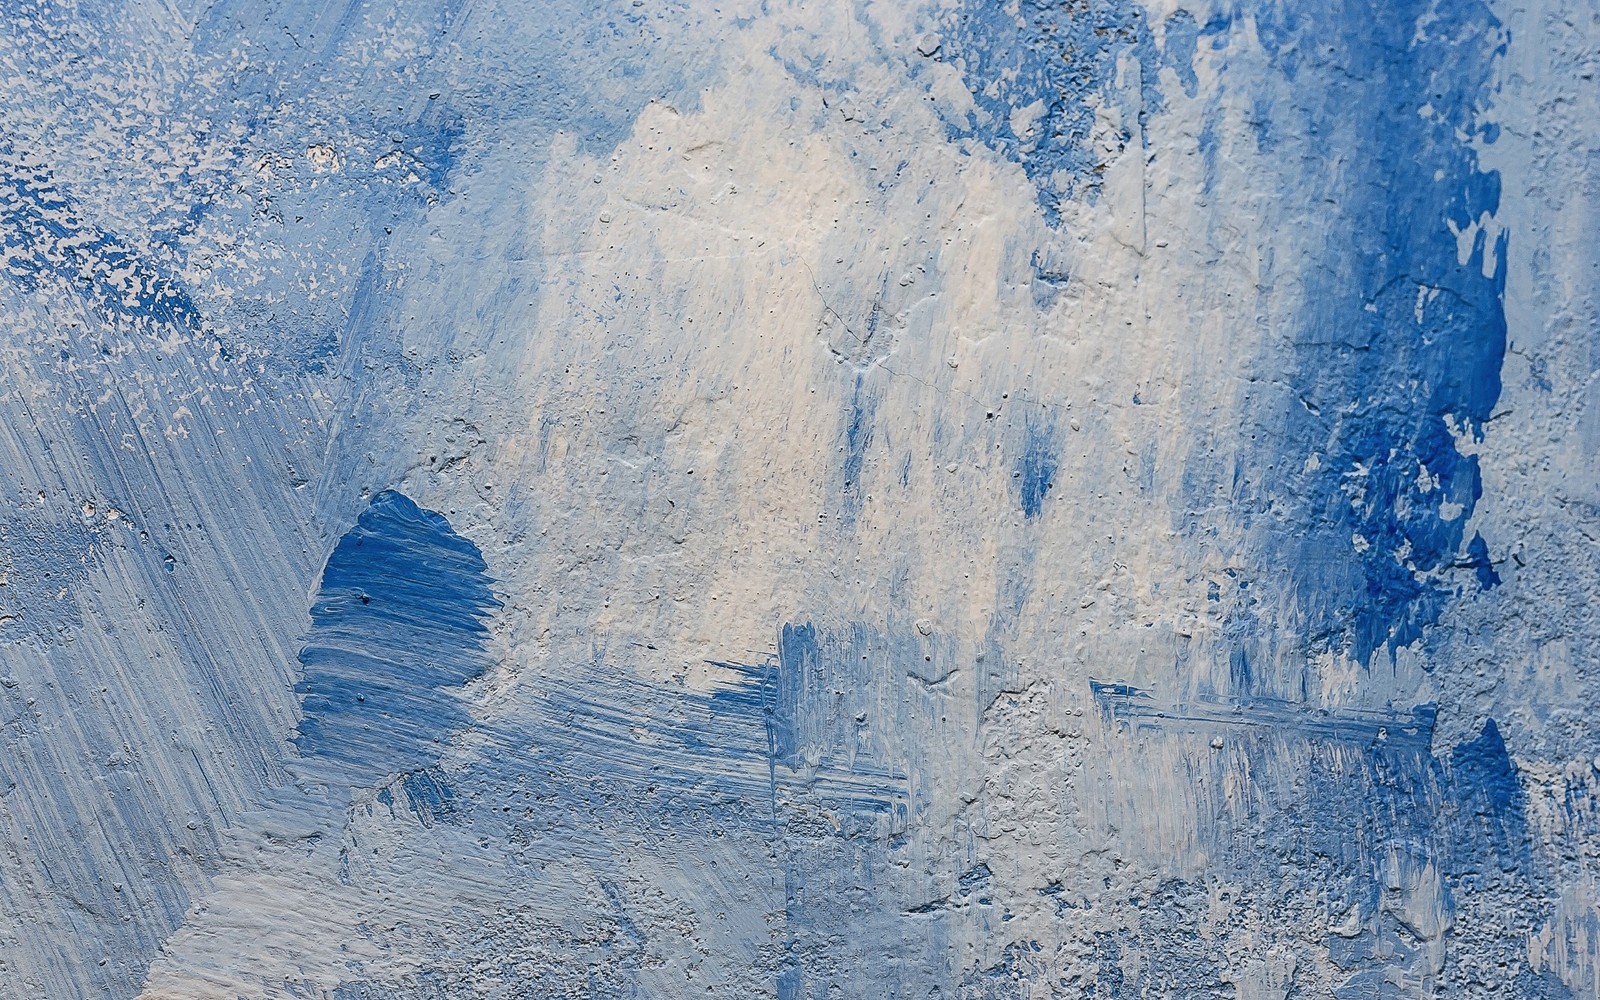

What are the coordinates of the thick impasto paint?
(2, 0, 1598, 997)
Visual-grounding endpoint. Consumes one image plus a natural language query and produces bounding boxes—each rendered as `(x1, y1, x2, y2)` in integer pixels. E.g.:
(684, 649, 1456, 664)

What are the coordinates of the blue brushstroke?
(356, 624, 921, 994)
(840, 374, 876, 523)
(294, 489, 498, 787)
(191, 0, 709, 162)
(495, 647, 907, 818)
(1161, 10, 1201, 99)
(1211, 0, 1509, 666)
(1090, 680, 1439, 751)
(1015, 419, 1058, 520)
(763, 623, 948, 999)
(771, 623, 911, 817)
(399, 768, 458, 827)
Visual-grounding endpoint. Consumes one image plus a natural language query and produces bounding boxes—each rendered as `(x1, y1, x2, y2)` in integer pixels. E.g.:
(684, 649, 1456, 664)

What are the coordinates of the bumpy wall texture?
(1, 0, 1598, 997)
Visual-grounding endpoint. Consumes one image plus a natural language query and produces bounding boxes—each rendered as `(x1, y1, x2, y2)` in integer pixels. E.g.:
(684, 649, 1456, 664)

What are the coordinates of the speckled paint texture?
(1, 0, 1598, 997)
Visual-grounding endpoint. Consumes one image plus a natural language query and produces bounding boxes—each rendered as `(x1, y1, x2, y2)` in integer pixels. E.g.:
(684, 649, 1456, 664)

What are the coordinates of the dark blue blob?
(1449, 718, 1530, 874)
(1466, 531, 1501, 591)
(1016, 420, 1058, 520)
(294, 490, 498, 787)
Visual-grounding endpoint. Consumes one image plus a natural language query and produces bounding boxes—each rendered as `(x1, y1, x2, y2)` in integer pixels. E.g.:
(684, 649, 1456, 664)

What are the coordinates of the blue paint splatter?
(294, 489, 498, 787)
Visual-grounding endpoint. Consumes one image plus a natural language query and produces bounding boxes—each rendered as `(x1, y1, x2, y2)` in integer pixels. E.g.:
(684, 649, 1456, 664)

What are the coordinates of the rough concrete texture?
(0, 0, 1597, 997)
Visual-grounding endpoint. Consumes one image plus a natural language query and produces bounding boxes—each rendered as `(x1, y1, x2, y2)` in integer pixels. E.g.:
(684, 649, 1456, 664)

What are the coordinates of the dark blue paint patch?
(763, 625, 912, 818)
(294, 490, 498, 787)
(1196, 107, 1223, 196)
(1448, 718, 1529, 875)
(1015, 420, 1058, 520)
(400, 768, 458, 827)
(957, 862, 991, 898)
(1465, 531, 1501, 590)
(1091, 932, 1127, 997)
(1213, 0, 1509, 666)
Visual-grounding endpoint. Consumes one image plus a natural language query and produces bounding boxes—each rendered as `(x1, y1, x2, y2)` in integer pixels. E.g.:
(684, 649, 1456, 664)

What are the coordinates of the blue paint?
(773, 624, 814, 768)
(520, 646, 905, 818)
(1094, 675, 1564, 987)
(399, 768, 458, 826)
(0, 140, 201, 331)
(938, 0, 1148, 220)
(1015, 419, 1058, 520)
(1091, 680, 1439, 751)
(840, 375, 876, 522)
(1448, 718, 1529, 874)
(3, 0, 1581, 992)
(776, 964, 803, 1000)
(1466, 531, 1501, 590)
(1218, 0, 1509, 665)
(937, 0, 1195, 223)
(191, 0, 711, 162)
(1161, 10, 1201, 99)
(294, 490, 498, 787)
(1029, 248, 1071, 309)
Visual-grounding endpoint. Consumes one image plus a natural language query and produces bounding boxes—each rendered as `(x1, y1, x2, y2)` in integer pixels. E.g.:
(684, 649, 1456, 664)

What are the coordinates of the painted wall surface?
(0, 0, 1597, 997)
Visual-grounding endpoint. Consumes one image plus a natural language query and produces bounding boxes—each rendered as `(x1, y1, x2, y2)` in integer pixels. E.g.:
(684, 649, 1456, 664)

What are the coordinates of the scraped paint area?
(2, 0, 1599, 997)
